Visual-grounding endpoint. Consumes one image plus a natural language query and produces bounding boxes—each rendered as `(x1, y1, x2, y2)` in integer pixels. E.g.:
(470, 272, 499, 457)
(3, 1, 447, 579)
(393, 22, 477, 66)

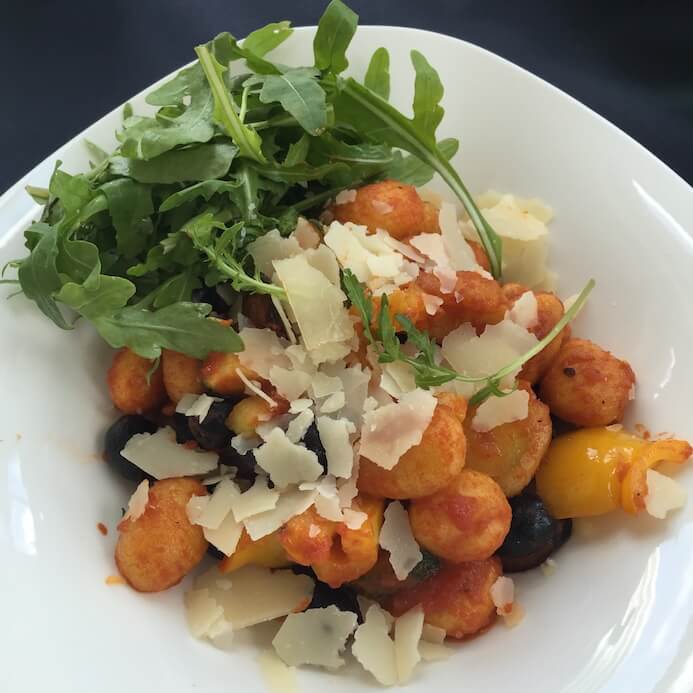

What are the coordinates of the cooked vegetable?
(497, 493, 572, 572)
(107, 348, 166, 414)
(539, 338, 636, 426)
(115, 478, 208, 592)
(536, 427, 692, 518)
(103, 415, 157, 481)
(409, 469, 511, 563)
(226, 395, 274, 436)
(220, 529, 290, 572)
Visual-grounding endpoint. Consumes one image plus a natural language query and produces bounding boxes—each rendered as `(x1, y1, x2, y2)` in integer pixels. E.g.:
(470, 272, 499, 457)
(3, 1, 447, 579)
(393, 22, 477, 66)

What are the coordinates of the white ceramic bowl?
(2, 25, 693, 693)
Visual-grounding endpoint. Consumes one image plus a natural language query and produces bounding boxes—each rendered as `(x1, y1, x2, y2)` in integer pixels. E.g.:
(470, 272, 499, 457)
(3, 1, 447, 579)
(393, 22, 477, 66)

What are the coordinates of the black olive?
(103, 415, 157, 482)
(168, 412, 196, 444)
(188, 400, 236, 450)
(242, 293, 287, 338)
(207, 544, 226, 560)
(191, 286, 231, 317)
(498, 493, 572, 572)
(396, 331, 408, 344)
(218, 445, 258, 481)
(290, 566, 362, 622)
(409, 550, 441, 582)
(302, 422, 328, 473)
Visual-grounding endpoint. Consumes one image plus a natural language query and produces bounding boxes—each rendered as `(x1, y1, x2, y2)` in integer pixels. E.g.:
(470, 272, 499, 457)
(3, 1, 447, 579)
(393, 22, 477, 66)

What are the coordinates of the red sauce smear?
(97, 522, 108, 536)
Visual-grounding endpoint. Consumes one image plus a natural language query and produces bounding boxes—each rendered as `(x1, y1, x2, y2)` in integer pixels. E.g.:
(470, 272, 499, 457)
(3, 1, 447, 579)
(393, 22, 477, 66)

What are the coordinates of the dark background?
(1, 1, 691, 193)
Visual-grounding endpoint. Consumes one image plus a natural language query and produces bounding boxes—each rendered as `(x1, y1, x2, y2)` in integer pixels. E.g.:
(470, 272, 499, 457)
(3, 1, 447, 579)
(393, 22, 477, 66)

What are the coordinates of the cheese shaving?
(286, 409, 315, 443)
(335, 188, 357, 205)
(316, 416, 355, 478)
(121, 427, 218, 479)
(421, 624, 447, 644)
(271, 295, 297, 344)
(229, 476, 279, 522)
(419, 641, 452, 662)
(293, 217, 321, 249)
(237, 327, 289, 379)
(319, 391, 345, 414)
(203, 510, 243, 556)
(175, 393, 223, 423)
(273, 606, 358, 669)
(269, 366, 311, 402)
(254, 427, 322, 488)
(507, 291, 539, 330)
(645, 469, 688, 519)
(394, 606, 424, 683)
(471, 389, 530, 432)
(244, 489, 318, 540)
(122, 480, 149, 522)
(247, 229, 301, 277)
(360, 389, 437, 470)
(438, 202, 481, 272)
(490, 576, 515, 615)
(379, 501, 423, 581)
(195, 479, 239, 530)
(235, 368, 277, 407)
(289, 397, 313, 413)
(352, 604, 398, 686)
(184, 588, 224, 639)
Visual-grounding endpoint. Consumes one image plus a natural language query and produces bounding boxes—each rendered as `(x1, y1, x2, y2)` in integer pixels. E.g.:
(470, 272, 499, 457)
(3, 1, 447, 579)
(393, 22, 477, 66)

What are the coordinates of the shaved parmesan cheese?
(269, 366, 311, 402)
(122, 480, 149, 522)
(472, 389, 530, 432)
(376, 231, 425, 263)
(254, 428, 322, 488)
(311, 372, 343, 398)
(337, 460, 359, 509)
(379, 501, 423, 581)
(293, 217, 321, 249)
(421, 624, 447, 644)
(335, 188, 357, 205)
(231, 433, 262, 455)
(360, 389, 437, 470)
(503, 602, 525, 628)
(371, 199, 393, 214)
(380, 361, 417, 398)
(194, 566, 314, 630)
(121, 427, 218, 479)
(394, 606, 424, 683)
(203, 510, 243, 556)
(185, 588, 224, 639)
(304, 245, 341, 287)
(236, 369, 277, 407)
(175, 393, 222, 423)
(342, 508, 367, 530)
(286, 409, 315, 443)
(442, 320, 538, 389)
(319, 391, 345, 414)
(195, 479, 239, 530)
(244, 489, 318, 540)
(439, 202, 481, 272)
(289, 398, 313, 413)
(352, 604, 398, 686)
(186, 494, 208, 524)
(317, 416, 355, 478)
(507, 291, 539, 330)
(271, 295, 297, 344)
(645, 469, 687, 519)
(238, 327, 289, 379)
(490, 576, 515, 615)
(248, 229, 301, 277)
(273, 606, 357, 669)
(274, 254, 353, 357)
(206, 617, 234, 650)
(422, 293, 444, 316)
(419, 641, 452, 662)
(476, 190, 553, 224)
(229, 476, 279, 522)
(338, 364, 370, 425)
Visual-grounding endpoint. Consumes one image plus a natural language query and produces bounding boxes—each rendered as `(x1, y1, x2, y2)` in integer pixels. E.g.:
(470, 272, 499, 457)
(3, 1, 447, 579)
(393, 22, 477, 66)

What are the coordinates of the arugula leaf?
(209, 32, 280, 75)
(92, 301, 242, 359)
(84, 140, 109, 166)
(335, 51, 503, 278)
(256, 68, 327, 135)
(100, 179, 154, 257)
(243, 20, 293, 56)
(152, 270, 200, 308)
(55, 275, 135, 320)
(49, 167, 93, 216)
(382, 137, 459, 186)
(159, 179, 242, 212)
(364, 47, 390, 100)
(57, 238, 101, 285)
(16, 223, 71, 329)
(110, 142, 237, 184)
(313, 0, 358, 75)
(283, 134, 311, 167)
(195, 44, 266, 163)
(25, 185, 50, 205)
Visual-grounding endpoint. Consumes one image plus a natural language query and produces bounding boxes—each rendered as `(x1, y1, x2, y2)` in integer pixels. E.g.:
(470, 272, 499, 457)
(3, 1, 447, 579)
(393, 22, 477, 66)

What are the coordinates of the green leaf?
(84, 139, 109, 166)
(25, 185, 49, 205)
(110, 142, 237, 184)
(411, 50, 444, 138)
(335, 65, 503, 278)
(256, 68, 327, 135)
(55, 275, 135, 320)
(243, 20, 293, 57)
(364, 47, 390, 100)
(159, 179, 242, 212)
(283, 134, 311, 167)
(92, 301, 243, 359)
(208, 32, 280, 75)
(49, 167, 93, 216)
(123, 102, 133, 120)
(195, 44, 266, 163)
(57, 238, 101, 285)
(146, 63, 199, 106)
(313, 0, 358, 75)
(100, 179, 154, 257)
(342, 269, 374, 343)
(152, 271, 200, 308)
(376, 294, 400, 362)
(121, 64, 215, 160)
(382, 137, 459, 186)
(16, 223, 71, 329)
(250, 161, 347, 184)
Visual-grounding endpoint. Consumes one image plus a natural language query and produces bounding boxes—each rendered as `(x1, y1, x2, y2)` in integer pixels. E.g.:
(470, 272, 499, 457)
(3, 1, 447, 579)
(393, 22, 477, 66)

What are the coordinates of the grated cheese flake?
(289, 398, 313, 413)
(438, 202, 481, 272)
(121, 427, 218, 479)
(203, 510, 243, 557)
(235, 368, 277, 407)
(490, 576, 515, 615)
(244, 489, 318, 541)
(394, 606, 424, 683)
(271, 295, 297, 344)
(419, 641, 452, 662)
(421, 624, 447, 644)
(237, 327, 289, 379)
(229, 476, 279, 522)
(319, 391, 346, 414)
(269, 365, 312, 402)
(195, 479, 239, 530)
(194, 565, 314, 631)
(186, 494, 208, 524)
(645, 469, 688, 519)
(335, 188, 357, 205)
(175, 393, 223, 423)
(360, 389, 437, 470)
(286, 409, 315, 443)
(352, 604, 398, 686)
(231, 433, 262, 454)
(379, 501, 423, 581)
(472, 389, 530, 432)
(254, 428, 322, 488)
(316, 416, 355, 478)
(272, 606, 358, 669)
(122, 479, 149, 522)
(248, 229, 301, 277)
(342, 508, 367, 530)
(293, 217, 321, 250)
(507, 291, 539, 330)
(184, 588, 224, 639)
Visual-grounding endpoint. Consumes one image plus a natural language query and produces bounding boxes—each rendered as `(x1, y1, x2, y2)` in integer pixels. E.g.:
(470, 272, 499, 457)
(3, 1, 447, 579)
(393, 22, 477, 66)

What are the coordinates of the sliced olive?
(498, 493, 572, 572)
(218, 445, 258, 481)
(302, 422, 328, 473)
(188, 400, 236, 450)
(291, 565, 362, 622)
(103, 415, 157, 482)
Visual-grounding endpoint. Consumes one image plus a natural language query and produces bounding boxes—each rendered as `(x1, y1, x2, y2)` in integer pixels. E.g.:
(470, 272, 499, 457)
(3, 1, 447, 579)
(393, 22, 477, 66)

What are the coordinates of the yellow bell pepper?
(536, 427, 691, 519)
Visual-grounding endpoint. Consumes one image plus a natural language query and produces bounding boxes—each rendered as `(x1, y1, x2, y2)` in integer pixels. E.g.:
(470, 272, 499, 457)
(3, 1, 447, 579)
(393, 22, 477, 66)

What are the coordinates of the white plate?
(2, 25, 693, 693)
